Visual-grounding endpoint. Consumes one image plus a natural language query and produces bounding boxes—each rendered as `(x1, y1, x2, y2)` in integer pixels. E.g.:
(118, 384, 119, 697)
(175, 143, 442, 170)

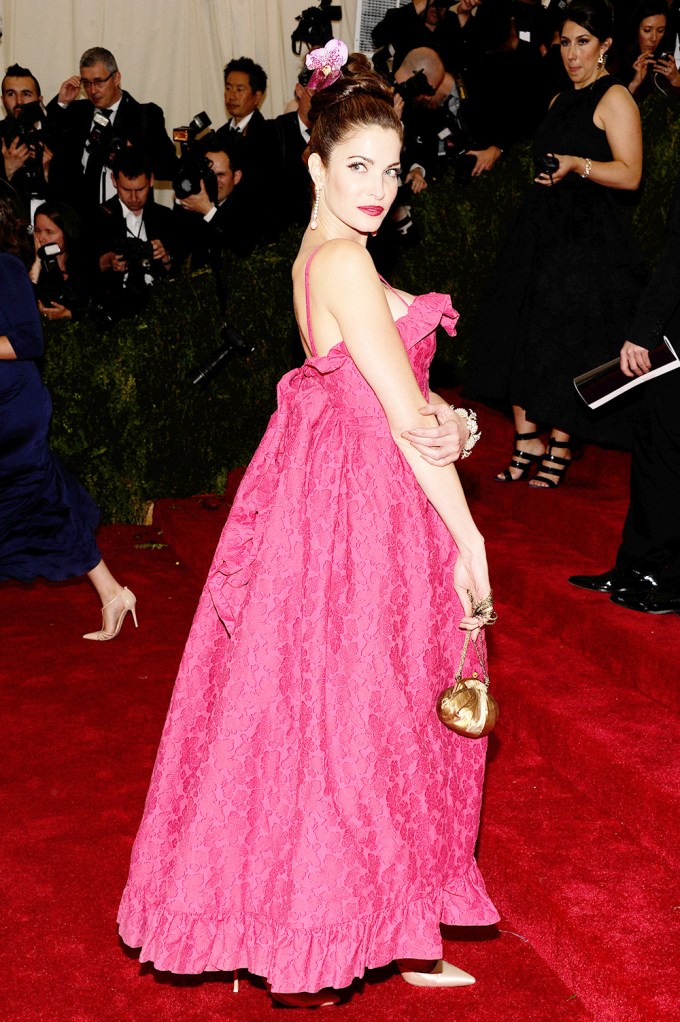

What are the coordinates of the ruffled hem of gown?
(118, 862, 498, 993)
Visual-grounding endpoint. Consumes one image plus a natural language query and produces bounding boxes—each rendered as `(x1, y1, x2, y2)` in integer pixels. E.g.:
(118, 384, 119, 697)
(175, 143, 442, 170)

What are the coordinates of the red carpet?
(3, 400, 679, 1022)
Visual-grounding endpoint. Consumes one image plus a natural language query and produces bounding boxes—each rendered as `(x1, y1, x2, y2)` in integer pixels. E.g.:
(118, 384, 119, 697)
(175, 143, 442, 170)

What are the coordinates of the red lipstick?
(358, 206, 384, 216)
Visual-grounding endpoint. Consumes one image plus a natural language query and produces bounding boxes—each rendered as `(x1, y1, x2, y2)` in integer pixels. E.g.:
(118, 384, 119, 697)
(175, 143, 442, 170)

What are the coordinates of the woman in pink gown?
(118, 47, 498, 1006)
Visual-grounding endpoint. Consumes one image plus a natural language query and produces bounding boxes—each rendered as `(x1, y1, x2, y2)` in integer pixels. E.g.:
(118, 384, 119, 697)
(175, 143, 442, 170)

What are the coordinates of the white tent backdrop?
(0, 0, 360, 133)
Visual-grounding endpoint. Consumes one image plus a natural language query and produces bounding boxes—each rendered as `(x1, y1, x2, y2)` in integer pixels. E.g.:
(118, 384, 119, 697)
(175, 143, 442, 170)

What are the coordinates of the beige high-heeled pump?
(398, 959, 476, 987)
(83, 587, 138, 641)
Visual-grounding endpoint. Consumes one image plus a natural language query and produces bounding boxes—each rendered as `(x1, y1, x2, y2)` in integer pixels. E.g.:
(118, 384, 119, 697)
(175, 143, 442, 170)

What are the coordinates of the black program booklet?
(574, 337, 680, 409)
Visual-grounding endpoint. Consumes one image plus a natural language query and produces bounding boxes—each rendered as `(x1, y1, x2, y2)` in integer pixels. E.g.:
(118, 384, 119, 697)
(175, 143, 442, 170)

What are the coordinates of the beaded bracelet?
(450, 406, 481, 459)
(581, 157, 592, 179)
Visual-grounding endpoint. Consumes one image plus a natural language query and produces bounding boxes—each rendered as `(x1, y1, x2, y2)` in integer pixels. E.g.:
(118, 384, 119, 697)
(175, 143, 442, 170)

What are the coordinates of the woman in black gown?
(0, 194, 136, 639)
(466, 0, 647, 487)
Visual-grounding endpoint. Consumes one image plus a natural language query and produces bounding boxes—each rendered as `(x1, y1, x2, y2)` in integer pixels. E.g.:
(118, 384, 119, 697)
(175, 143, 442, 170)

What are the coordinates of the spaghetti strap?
(379, 274, 409, 308)
(304, 248, 323, 357)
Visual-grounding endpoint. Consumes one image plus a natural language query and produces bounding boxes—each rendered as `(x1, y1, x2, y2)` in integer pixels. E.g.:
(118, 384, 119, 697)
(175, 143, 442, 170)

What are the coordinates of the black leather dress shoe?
(567, 566, 659, 594)
(610, 586, 680, 615)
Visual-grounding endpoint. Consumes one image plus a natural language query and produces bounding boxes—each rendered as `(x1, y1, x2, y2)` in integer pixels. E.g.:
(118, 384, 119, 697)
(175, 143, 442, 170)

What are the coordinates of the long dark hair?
(0, 189, 34, 269)
(628, 0, 670, 56)
(33, 201, 82, 253)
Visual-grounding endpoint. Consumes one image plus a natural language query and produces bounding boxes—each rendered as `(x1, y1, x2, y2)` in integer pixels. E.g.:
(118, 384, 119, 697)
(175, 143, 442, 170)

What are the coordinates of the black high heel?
(495, 430, 544, 482)
(529, 438, 574, 488)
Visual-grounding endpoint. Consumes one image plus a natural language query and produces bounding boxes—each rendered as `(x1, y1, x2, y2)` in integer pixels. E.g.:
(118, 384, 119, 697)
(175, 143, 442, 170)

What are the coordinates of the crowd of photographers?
(2, 0, 678, 324)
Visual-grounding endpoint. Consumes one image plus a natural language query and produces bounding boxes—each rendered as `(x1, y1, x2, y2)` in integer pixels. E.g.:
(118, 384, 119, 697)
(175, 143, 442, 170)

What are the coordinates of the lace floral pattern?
(118, 291, 499, 993)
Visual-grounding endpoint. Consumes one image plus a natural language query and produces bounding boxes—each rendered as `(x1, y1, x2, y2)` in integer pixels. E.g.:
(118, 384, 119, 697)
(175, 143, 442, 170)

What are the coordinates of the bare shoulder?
(293, 238, 373, 288)
(598, 80, 639, 118)
(311, 238, 375, 277)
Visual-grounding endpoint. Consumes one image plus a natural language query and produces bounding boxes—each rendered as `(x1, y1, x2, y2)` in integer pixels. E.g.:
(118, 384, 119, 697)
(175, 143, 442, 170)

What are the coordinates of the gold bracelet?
(581, 157, 592, 179)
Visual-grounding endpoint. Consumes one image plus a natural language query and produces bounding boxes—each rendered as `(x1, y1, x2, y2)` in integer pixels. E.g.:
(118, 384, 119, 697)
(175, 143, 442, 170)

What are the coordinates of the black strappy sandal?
(495, 430, 544, 483)
(528, 437, 573, 489)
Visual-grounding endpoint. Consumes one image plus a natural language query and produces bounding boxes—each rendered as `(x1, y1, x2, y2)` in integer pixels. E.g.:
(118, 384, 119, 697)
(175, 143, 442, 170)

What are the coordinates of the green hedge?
(43, 94, 680, 523)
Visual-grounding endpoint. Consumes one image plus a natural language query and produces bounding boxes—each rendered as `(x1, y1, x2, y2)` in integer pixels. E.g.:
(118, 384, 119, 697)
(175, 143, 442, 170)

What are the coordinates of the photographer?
(1, 64, 55, 217)
(93, 148, 177, 318)
(619, 0, 680, 101)
(456, 0, 545, 176)
(272, 67, 314, 228)
(29, 201, 86, 322)
(373, 1, 463, 73)
(46, 47, 177, 215)
(174, 137, 258, 264)
(396, 2, 544, 183)
(214, 57, 280, 236)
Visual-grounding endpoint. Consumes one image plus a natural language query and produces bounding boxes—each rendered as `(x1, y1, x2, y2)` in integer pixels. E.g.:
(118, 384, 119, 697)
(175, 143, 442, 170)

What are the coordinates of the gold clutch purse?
(436, 631, 498, 739)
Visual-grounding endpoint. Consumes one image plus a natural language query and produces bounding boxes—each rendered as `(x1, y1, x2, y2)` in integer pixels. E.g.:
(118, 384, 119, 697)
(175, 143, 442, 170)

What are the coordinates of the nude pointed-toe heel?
(83, 587, 138, 641)
(398, 959, 476, 987)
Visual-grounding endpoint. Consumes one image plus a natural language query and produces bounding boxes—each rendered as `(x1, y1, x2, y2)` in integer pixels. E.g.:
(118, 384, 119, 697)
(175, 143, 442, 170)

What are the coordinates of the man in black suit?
(272, 67, 313, 228)
(46, 47, 177, 214)
(568, 171, 680, 615)
(214, 57, 277, 235)
(174, 137, 257, 264)
(214, 57, 271, 167)
(92, 148, 177, 318)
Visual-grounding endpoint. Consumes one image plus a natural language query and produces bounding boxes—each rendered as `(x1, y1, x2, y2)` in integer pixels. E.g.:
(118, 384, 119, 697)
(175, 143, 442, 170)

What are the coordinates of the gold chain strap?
(455, 631, 489, 687)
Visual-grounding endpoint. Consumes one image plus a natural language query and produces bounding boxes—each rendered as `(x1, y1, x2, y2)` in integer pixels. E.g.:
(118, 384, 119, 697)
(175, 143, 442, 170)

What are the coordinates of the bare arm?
(402, 395, 471, 465)
(308, 242, 490, 620)
(0, 336, 18, 360)
(535, 83, 642, 191)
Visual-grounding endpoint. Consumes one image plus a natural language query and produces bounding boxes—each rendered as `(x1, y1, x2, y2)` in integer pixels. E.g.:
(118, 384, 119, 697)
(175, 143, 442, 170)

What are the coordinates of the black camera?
(98, 236, 155, 324)
(393, 68, 435, 106)
(291, 0, 342, 54)
(85, 109, 112, 154)
(113, 236, 154, 272)
(5, 100, 51, 196)
(84, 109, 127, 168)
(191, 323, 256, 386)
(8, 99, 47, 150)
(36, 242, 76, 309)
(535, 153, 560, 177)
(173, 112, 217, 203)
(112, 237, 155, 302)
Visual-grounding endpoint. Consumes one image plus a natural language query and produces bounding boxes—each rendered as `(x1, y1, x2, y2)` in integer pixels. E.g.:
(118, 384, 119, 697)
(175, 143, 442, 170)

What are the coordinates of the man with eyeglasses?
(46, 47, 176, 214)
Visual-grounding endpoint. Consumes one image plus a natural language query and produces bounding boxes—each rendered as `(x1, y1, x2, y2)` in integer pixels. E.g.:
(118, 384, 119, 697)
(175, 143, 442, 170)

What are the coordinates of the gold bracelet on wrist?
(581, 157, 592, 179)
(450, 406, 481, 459)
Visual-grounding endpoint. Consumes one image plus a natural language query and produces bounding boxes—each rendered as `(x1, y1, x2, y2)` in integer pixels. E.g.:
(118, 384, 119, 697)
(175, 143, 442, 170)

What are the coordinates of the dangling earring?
(597, 50, 607, 69)
(310, 190, 320, 230)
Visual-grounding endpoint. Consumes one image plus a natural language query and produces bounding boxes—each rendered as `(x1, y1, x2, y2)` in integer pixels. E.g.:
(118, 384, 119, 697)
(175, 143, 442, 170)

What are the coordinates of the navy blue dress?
(0, 252, 101, 582)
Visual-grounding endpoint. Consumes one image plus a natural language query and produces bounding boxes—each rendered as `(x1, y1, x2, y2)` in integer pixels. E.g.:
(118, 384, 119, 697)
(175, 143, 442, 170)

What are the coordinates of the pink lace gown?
(118, 257, 499, 993)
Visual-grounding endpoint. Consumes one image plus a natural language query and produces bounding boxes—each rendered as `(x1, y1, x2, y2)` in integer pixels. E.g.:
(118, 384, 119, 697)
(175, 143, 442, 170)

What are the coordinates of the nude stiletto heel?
(398, 959, 476, 987)
(83, 587, 138, 641)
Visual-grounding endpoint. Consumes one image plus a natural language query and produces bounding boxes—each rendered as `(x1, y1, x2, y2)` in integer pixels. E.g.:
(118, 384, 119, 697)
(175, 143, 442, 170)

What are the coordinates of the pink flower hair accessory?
(305, 39, 349, 91)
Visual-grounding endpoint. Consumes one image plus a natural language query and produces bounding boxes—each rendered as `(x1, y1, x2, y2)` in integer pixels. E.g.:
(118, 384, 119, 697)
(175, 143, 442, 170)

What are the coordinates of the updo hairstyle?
(560, 0, 614, 41)
(308, 53, 403, 164)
